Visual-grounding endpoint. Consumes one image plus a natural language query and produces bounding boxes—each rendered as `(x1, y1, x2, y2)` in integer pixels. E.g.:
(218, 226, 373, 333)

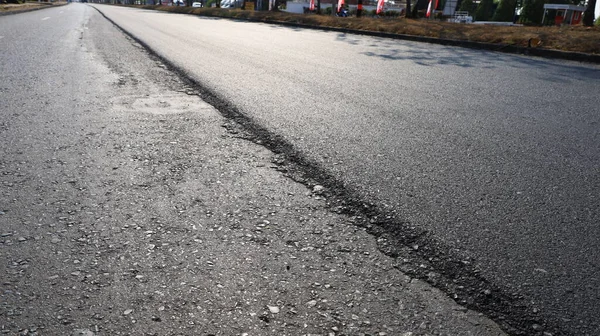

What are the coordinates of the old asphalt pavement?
(0, 4, 508, 336)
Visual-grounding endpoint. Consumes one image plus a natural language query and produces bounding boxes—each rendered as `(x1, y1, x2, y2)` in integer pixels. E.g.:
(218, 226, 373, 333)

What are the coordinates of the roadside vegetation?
(138, 5, 600, 54)
(0, 0, 65, 13)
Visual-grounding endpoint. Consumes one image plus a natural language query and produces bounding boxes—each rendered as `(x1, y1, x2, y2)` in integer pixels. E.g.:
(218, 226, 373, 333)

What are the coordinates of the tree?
(474, 0, 494, 20)
(406, 0, 413, 17)
(519, 0, 545, 24)
(582, 0, 596, 25)
(492, 0, 517, 20)
(271, 0, 285, 10)
(458, 0, 475, 13)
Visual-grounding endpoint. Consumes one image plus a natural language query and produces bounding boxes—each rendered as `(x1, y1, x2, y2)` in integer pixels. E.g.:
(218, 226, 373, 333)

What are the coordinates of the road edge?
(260, 19, 600, 64)
(89, 4, 569, 336)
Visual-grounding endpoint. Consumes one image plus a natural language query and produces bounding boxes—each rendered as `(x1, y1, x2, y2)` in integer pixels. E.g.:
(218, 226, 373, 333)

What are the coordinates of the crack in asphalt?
(90, 6, 563, 336)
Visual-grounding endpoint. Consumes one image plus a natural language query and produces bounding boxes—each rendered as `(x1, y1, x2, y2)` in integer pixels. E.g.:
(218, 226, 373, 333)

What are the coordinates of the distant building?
(542, 4, 586, 25)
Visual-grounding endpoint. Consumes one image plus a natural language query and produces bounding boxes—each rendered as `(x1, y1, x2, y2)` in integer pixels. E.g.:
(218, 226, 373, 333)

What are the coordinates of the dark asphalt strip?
(90, 5, 565, 336)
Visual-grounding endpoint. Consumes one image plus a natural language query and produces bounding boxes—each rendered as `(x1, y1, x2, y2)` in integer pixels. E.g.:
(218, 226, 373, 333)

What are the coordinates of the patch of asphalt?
(0, 4, 508, 336)
(89, 5, 565, 336)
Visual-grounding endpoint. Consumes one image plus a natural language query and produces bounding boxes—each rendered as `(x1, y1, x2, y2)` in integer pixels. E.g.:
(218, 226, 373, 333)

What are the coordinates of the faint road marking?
(41, 17, 50, 21)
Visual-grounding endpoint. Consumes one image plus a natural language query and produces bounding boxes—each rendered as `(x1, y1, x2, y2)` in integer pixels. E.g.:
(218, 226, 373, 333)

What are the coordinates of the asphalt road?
(4, 3, 600, 335)
(0, 4, 509, 335)
(87, 5, 600, 335)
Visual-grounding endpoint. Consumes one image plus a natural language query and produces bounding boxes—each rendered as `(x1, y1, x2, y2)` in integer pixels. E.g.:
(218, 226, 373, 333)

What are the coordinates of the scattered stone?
(51, 237, 61, 244)
(267, 305, 280, 314)
(71, 271, 81, 276)
(123, 309, 133, 316)
(71, 329, 95, 336)
(454, 306, 468, 313)
(17, 237, 26, 242)
(312, 185, 324, 194)
(1, 232, 14, 237)
(306, 300, 317, 307)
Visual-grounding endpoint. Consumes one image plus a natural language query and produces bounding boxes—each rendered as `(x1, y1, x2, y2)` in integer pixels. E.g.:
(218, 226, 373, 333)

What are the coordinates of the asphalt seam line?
(89, 5, 563, 336)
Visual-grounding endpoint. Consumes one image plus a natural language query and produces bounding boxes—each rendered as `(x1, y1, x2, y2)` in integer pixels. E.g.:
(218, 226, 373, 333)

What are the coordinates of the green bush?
(384, 10, 401, 17)
(519, 0, 545, 24)
(596, 16, 600, 26)
(474, 0, 494, 21)
(492, 0, 516, 21)
(458, 0, 475, 14)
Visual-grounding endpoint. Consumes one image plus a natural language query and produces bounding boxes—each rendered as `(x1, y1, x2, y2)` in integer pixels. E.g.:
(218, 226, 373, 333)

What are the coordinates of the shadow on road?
(332, 33, 600, 82)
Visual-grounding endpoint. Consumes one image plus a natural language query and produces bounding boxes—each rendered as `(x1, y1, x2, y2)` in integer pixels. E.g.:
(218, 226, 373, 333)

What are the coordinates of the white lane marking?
(41, 17, 51, 21)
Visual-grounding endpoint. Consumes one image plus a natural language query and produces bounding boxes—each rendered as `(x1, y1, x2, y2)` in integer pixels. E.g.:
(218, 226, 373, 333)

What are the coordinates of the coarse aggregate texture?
(0, 4, 507, 336)
(87, 4, 600, 336)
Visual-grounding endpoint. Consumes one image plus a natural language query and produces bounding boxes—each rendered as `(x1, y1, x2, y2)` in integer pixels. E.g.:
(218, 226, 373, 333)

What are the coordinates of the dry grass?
(0, 1, 65, 13)
(145, 5, 600, 54)
(0, 2, 45, 12)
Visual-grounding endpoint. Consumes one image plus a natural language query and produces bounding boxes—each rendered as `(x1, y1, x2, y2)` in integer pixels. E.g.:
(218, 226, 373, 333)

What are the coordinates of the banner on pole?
(376, 0, 384, 14)
(426, 0, 432, 17)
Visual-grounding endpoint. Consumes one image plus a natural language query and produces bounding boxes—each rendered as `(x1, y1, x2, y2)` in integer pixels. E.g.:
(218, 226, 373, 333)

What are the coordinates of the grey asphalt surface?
(88, 5, 600, 335)
(0, 5, 600, 335)
(0, 4, 509, 336)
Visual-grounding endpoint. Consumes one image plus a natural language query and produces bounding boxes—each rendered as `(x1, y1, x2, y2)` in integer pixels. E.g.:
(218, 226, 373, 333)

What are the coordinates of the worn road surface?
(0, 4, 510, 336)
(79, 4, 600, 336)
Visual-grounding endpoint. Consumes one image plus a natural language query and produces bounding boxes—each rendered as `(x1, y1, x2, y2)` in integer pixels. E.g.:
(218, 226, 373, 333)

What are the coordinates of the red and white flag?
(426, 0, 433, 17)
(426, 0, 439, 18)
(337, 0, 345, 12)
(376, 0, 384, 14)
(309, 0, 314, 10)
